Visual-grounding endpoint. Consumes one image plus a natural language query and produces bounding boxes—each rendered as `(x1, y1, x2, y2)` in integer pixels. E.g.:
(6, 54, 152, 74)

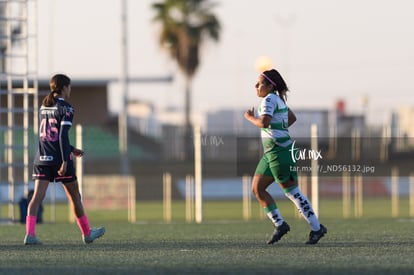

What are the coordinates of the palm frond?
(151, 0, 220, 78)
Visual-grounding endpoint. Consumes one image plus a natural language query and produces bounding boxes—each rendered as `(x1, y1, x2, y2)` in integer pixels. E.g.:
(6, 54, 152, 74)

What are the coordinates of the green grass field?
(1, 200, 414, 274)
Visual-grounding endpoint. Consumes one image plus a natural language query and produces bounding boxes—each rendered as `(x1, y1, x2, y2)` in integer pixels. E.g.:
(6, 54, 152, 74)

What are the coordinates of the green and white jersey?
(258, 92, 292, 151)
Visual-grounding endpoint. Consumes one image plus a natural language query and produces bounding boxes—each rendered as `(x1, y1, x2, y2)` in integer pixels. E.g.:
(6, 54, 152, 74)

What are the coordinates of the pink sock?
(76, 215, 91, 236)
(26, 215, 37, 236)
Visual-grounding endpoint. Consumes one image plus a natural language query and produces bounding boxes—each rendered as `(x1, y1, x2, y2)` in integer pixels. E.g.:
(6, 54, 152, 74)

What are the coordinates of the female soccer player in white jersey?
(24, 74, 105, 245)
(244, 69, 327, 244)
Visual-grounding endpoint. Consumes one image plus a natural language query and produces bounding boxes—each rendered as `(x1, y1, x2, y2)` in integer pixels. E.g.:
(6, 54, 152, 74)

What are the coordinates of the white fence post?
(163, 172, 172, 223)
(354, 174, 363, 218)
(391, 167, 399, 218)
(69, 124, 83, 223)
(242, 175, 252, 221)
(342, 171, 351, 218)
(185, 175, 194, 223)
(194, 126, 203, 223)
(310, 124, 319, 217)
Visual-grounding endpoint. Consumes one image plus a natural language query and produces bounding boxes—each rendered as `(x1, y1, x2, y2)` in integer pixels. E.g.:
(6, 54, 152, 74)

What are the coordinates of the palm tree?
(152, 0, 221, 160)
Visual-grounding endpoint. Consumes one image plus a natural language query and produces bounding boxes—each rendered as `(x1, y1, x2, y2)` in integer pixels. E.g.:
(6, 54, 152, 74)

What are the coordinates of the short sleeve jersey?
(34, 98, 74, 165)
(257, 92, 292, 149)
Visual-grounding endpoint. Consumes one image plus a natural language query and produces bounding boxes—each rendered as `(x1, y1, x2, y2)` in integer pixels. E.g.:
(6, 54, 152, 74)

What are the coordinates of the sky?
(35, 0, 414, 126)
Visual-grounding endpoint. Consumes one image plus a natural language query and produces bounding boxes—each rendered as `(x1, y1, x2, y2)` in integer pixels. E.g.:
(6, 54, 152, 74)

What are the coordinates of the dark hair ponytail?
(262, 69, 289, 102)
(42, 74, 71, 107)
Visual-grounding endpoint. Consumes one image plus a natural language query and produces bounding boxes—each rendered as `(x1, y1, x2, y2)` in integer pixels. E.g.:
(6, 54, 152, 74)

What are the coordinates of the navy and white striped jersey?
(34, 98, 74, 166)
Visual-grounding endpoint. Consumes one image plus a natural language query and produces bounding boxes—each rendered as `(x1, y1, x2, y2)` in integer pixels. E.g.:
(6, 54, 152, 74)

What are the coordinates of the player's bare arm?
(58, 161, 67, 176)
(244, 107, 272, 128)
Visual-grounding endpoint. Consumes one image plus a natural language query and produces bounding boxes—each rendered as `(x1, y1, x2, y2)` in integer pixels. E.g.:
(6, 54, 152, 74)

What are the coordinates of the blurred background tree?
(152, 0, 221, 160)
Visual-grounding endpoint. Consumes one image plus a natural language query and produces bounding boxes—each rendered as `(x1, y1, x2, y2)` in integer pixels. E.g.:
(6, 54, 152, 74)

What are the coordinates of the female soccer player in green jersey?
(244, 69, 327, 245)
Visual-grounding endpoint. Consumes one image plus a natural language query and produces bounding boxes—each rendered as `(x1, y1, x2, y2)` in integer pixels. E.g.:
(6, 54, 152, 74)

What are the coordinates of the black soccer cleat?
(267, 221, 290, 244)
(306, 224, 327, 245)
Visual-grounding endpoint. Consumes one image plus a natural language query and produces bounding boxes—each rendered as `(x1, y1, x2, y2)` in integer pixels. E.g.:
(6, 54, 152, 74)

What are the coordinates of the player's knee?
(251, 185, 265, 200)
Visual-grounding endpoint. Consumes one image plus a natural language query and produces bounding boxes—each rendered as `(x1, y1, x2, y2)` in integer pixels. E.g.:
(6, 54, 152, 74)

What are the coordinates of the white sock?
(285, 187, 320, 231)
(265, 206, 284, 227)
